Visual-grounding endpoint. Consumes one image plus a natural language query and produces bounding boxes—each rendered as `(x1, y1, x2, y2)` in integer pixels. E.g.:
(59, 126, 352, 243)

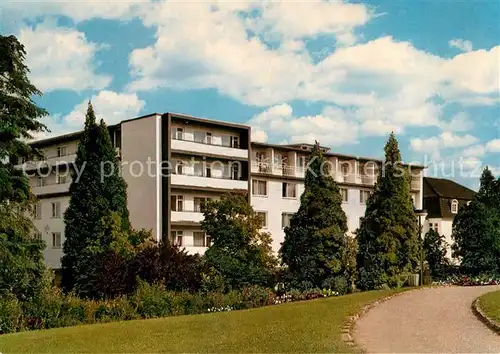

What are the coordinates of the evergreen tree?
(423, 229, 450, 279)
(356, 133, 419, 290)
(452, 167, 500, 275)
(201, 193, 277, 291)
(61, 103, 131, 295)
(0, 35, 49, 302)
(280, 142, 349, 290)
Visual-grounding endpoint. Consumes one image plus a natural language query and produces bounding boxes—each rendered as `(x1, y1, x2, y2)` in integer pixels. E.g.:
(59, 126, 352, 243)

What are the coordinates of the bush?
(0, 295, 22, 334)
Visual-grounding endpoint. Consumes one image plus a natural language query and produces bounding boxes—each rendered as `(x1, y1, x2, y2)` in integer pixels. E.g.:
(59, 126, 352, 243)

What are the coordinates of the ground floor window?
(170, 230, 183, 246)
(193, 231, 211, 247)
(52, 232, 62, 249)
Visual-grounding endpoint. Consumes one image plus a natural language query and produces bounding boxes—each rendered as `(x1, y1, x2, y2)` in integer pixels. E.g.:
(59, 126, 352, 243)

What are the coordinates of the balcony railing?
(174, 170, 244, 181)
(172, 135, 241, 149)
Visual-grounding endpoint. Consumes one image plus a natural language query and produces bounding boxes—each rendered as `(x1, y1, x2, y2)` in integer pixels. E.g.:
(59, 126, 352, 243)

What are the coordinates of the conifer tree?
(356, 133, 419, 290)
(61, 103, 130, 295)
(280, 142, 349, 290)
(452, 167, 500, 275)
(0, 35, 49, 302)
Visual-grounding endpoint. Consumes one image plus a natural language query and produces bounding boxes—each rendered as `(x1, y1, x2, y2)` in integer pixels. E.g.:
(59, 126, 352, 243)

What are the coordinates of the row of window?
(252, 180, 372, 204)
(34, 231, 62, 249)
(170, 196, 212, 212)
(35, 175, 68, 187)
(174, 161, 240, 180)
(169, 231, 211, 247)
(256, 211, 294, 229)
(173, 128, 240, 148)
(33, 201, 62, 219)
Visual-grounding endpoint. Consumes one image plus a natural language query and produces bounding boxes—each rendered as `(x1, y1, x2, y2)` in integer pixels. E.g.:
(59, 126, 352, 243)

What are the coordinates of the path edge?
(341, 285, 452, 352)
(471, 297, 500, 335)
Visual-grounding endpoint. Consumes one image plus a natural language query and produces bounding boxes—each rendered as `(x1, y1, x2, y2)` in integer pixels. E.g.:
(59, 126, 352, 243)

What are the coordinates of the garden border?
(471, 297, 500, 335)
(341, 285, 452, 351)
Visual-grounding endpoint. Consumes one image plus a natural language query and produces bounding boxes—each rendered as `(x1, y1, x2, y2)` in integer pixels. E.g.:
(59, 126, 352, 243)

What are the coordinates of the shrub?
(0, 295, 23, 334)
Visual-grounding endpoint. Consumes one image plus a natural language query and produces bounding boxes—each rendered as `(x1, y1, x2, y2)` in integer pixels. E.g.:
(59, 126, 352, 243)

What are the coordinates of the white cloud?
(439, 112, 474, 132)
(35, 91, 145, 139)
(19, 22, 111, 92)
(410, 132, 478, 159)
(463, 145, 486, 157)
(247, 104, 359, 147)
(486, 139, 500, 153)
(449, 39, 473, 52)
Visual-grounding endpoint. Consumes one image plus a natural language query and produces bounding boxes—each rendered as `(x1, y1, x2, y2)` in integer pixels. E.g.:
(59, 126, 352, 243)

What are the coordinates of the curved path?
(354, 285, 500, 353)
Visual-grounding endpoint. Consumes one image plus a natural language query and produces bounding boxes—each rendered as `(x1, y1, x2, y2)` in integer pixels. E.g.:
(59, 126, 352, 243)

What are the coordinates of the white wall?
(33, 196, 70, 269)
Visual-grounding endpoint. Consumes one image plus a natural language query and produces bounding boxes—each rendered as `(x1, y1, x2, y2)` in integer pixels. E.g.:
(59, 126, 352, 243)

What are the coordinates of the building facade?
(422, 177, 476, 260)
(19, 113, 425, 269)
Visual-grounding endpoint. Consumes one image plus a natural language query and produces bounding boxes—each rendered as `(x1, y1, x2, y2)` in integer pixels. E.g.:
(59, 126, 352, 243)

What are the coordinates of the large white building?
(19, 113, 425, 269)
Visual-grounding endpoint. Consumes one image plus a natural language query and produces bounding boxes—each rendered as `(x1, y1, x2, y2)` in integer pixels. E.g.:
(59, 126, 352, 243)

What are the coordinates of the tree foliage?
(0, 35, 49, 304)
(280, 142, 350, 290)
(452, 167, 500, 275)
(356, 133, 420, 290)
(423, 229, 450, 279)
(61, 103, 132, 296)
(201, 193, 277, 290)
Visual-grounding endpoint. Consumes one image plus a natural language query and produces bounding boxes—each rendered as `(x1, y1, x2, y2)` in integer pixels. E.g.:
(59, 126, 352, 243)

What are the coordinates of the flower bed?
(433, 274, 500, 287)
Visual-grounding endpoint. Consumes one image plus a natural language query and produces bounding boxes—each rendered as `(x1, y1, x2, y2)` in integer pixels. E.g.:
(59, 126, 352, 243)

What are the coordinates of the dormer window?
(451, 199, 458, 214)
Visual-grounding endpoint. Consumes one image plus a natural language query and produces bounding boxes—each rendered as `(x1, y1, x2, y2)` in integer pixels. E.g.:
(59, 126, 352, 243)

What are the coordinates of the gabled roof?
(423, 177, 476, 200)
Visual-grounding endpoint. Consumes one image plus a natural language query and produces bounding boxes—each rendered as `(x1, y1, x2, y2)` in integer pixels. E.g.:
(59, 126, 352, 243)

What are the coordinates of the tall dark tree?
(452, 167, 500, 275)
(201, 193, 277, 291)
(356, 133, 419, 290)
(0, 35, 49, 302)
(61, 103, 131, 295)
(280, 142, 349, 290)
(423, 229, 450, 279)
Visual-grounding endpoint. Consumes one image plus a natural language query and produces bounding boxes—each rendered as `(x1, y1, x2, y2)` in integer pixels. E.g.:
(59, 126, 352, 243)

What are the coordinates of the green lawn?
(478, 289, 500, 324)
(0, 289, 406, 353)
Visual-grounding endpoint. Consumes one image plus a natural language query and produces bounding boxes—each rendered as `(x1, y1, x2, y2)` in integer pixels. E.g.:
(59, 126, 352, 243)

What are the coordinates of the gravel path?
(354, 285, 500, 353)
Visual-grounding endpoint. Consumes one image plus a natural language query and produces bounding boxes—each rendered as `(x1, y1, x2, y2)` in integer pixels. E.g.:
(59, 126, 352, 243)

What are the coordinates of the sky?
(1, 0, 499, 189)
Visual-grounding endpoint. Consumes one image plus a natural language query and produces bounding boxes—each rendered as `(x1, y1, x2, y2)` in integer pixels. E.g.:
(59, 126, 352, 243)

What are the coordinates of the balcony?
(31, 182, 71, 195)
(171, 173, 247, 190)
(17, 153, 77, 171)
(171, 211, 204, 223)
(171, 137, 248, 159)
(361, 174, 376, 186)
(251, 162, 304, 178)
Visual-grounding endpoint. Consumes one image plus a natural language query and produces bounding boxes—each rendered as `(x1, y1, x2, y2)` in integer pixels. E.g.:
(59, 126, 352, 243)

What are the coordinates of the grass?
(0, 289, 407, 353)
(478, 289, 500, 324)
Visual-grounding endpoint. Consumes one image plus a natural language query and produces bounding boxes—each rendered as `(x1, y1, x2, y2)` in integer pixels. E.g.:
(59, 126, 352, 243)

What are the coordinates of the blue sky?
(1, 0, 499, 189)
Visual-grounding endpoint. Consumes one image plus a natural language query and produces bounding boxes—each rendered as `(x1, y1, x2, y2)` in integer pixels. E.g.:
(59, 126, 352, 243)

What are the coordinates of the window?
(282, 213, 294, 229)
(36, 177, 45, 187)
(51, 202, 61, 218)
(451, 199, 458, 214)
(194, 197, 212, 212)
(194, 131, 205, 143)
(171, 195, 184, 212)
(34, 231, 42, 240)
(175, 127, 183, 140)
(52, 232, 62, 248)
(231, 163, 239, 180)
(170, 231, 183, 246)
(340, 188, 348, 203)
(205, 132, 212, 144)
(256, 211, 267, 228)
(297, 155, 306, 168)
(282, 182, 297, 198)
(57, 175, 67, 184)
(430, 223, 439, 233)
(193, 231, 211, 247)
(206, 165, 212, 178)
(252, 180, 267, 196)
(34, 203, 42, 219)
(57, 146, 67, 157)
(341, 162, 350, 177)
(176, 161, 184, 175)
(360, 190, 370, 204)
(231, 136, 239, 148)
